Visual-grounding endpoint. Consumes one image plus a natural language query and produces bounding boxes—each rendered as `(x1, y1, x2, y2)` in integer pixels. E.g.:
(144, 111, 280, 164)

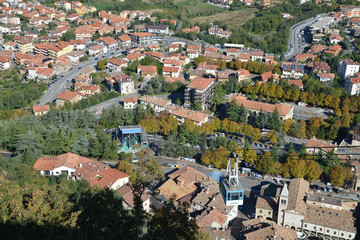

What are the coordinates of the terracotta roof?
(187, 76, 215, 91)
(252, 51, 264, 56)
(56, 90, 80, 101)
(168, 166, 208, 186)
(288, 79, 303, 88)
(320, 73, 335, 79)
(130, 32, 153, 37)
(228, 94, 292, 117)
(306, 137, 336, 152)
(304, 205, 356, 233)
(118, 34, 131, 42)
(107, 58, 128, 66)
(34, 152, 93, 171)
(124, 97, 138, 102)
(126, 52, 144, 61)
(0, 56, 11, 63)
(243, 218, 297, 240)
(141, 95, 171, 107)
(255, 196, 278, 211)
(260, 71, 279, 81)
(197, 208, 227, 228)
(138, 65, 157, 73)
(117, 184, 150, 208)
(287, 178, 309, 215)
(33, 105, 50, 113)
(162, 66, 179, 73)
(204, 47, 218, 52)
(170, 107, 208, 123)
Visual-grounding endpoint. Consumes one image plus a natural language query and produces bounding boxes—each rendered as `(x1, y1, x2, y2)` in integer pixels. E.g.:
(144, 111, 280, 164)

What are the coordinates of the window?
(320, 228, 322, 231)
(259, 210, 262, 213)
(327, 230, 329, 233)
(341, 233, 344, 237)
(314, 227, 316, 230)
(334, 231, 337, 235)
(268, 211, 271, 215)
(304, 224, 307, 228)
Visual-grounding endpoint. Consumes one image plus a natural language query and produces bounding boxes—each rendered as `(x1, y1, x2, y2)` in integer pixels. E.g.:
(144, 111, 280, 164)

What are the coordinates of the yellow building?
(16, 38, 33, 53)
(74, 5, 86, 15)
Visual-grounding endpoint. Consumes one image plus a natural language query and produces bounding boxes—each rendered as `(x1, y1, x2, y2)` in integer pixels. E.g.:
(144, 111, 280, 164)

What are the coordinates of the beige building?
(255, 196, 277, 221)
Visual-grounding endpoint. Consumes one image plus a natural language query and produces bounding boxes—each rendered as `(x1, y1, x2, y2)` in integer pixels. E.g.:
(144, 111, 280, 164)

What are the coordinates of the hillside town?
(1, 0, 360, 239)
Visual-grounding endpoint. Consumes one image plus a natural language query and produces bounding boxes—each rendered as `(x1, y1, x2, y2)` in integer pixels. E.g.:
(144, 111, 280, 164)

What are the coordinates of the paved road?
(284, 14, 327, 60)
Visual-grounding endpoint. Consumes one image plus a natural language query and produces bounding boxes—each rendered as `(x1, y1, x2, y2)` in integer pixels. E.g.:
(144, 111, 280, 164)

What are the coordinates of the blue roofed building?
(116, 125, 148, 152)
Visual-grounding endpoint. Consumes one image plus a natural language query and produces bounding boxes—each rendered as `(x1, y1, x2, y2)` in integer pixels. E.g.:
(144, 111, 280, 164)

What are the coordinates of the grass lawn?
(85, 2, 113, 11)
(177, 0, 225, 16)
(192, 8, 257, 26)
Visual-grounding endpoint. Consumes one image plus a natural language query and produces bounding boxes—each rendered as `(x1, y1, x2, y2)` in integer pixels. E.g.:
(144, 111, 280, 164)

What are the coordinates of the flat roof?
(221, 177, 243, 192)
(119, 125, 143, 134)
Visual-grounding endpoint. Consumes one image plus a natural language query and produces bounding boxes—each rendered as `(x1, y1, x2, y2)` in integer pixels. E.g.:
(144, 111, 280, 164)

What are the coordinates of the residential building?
(169, 107, 209, 126)
(105, 74, 134, 94)
(137, 65, 157, 79)
(0, 56, 12, 70)
(260, 71, 279, 82)
(146, 25, 169, 34)
(67, 50, 86, 63)
(281, 62, 305, 79)
(208, 26, 232, 38)
(123, 97, 138, 109)
(55, 91, 83, 107)
(306, 137, 337, 154)
(117, 184, 151, 212)
(228, 94, 294, 120)
(329, 34, 343, 44)
(16, 37, 33, 53)
(255, 196, 278, 221)
(338, 59, 360, 79)
(197, 62, 217, 76)
(106, 58, 129, 72)
(319, 72, 335, 82)
(140, 95, 171, 113)
(34, 152, 129, 190)
(129, 32, 156, 45)
(185, 76, 216, 110)
(118, 34, 132, 47)
(33, 105, 50, 116)
(162, 66, 180, 78)
(97, 36, 118, 49)
(295, 53, 316, 62)
(88, 44, 107, 55)
(236, 69, 251, 82)
(345, 74, 360, 95)
(251, 51, 264, 62)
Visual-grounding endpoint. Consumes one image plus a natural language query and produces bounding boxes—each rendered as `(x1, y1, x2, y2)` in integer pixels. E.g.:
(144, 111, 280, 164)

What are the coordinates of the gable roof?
(187, 76, 215, 91)
(286, 178, 309, 215)
(117, 184, 150, 208)
(56, 90, 80, 101)
(33, 104, 50, 113)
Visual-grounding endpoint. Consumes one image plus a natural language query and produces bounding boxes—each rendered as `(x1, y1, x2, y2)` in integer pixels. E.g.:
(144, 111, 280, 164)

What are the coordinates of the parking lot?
(293, 104, 333, 121)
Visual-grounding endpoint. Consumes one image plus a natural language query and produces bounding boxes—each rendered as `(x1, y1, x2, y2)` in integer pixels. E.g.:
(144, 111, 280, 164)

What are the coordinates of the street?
(284, 14, 328, 60)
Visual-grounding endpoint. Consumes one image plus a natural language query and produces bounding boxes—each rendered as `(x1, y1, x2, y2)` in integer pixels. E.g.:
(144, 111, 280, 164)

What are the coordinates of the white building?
(123, 97, 138, 109)
(338, 59, 360, 79)
(0, 56, 12, 70)
(117, 184, 151, 212)
(33, 152, 130, 190)
(88, 44, 107, 55)
(345, 74, 360, 95)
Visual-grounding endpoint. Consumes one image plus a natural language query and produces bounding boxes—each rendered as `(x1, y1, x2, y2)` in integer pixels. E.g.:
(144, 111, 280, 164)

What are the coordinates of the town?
(1, 0, 360, 239)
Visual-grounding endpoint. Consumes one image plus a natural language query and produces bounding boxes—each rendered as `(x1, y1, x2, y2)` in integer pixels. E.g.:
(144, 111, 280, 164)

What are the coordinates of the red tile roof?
(187, 76, 215, 91)
(33, 105, 50, 113)
(56, 91, 80, 101)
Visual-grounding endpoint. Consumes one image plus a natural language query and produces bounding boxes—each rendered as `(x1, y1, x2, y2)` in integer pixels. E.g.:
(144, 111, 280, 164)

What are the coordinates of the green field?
(176, 0, 225, 17)
(85, 2, 113, 11)
(192, 8, 257, 26)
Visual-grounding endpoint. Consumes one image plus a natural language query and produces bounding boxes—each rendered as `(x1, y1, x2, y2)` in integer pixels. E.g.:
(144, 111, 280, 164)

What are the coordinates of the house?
(260, 71, 279, 82)
(324, 45, 342, 56)
(157, 166, 209, 200)
(308, 44, 326, 54)
(281, 62, 305, 79)
(187, 45, 201, 53)
(162, 66, 180, 78)
(106, 58, 129, 72)
(238, 53, 251, 62)
(140, 95, 171, 113)
(208, 26, 232, 38)
(319, 73, 335, 82)
(165, 77, 185, 84)
(182, 26, 200, 34)
(0, 56, 12, 70)
(185, 76, 216, 110)
(105, 74, 135, 94)
(15, 37, 33, 53)
(88, 44, 107, 55)
(217, 69, 237, 81)
(117, 184, 151, 212)
(118, 34, 132, 47)
(306, 137, 337, 154)
(125, 52, 145, 62)
(295, 53, 316, 62)
(255, 196, 278, 221)
(75, 84, 101, 96)
(329, 34, 343, 44)
(228, 94, 294, 120)
(123, 97, 138, 109)
(35, 67, 54, 82)
(97, 36, 118, 49)
(55, 90, 83, 107)
(237, 69, 251, 82)
(137, 65, 157, 79)
(169, 107, 209, 126)
(168, 43, 181, 52)
(345, 74, 360, 95)
(34, 152, 130, 190)
(33, 105, 50, 116)
(288, 80, 303, 90)
(338, 59, 360, 79)
(67, 50, 86, 63)
(146, 25, 169, 35)
(187, 50, 199, 59)
(313, 62, 330, 73)
(251, 51, 264, 62)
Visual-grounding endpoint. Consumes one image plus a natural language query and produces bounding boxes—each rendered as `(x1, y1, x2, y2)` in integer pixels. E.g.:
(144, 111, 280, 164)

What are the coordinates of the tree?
(201, 150, 213, 166)
(283, 119, 295, 134)
(254, 110, 270, 129)
(267, 130, 278, 145)
(256, 152, 274, 174)
(267, 108, 282, 131)
(191, 102, 202, 111)
(252, 128, 262, 141)
(329, 166, 348, 187)
(212, 146, 230, 169)
(304, 159, 322, 182)
(97, 60, 106, 70)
